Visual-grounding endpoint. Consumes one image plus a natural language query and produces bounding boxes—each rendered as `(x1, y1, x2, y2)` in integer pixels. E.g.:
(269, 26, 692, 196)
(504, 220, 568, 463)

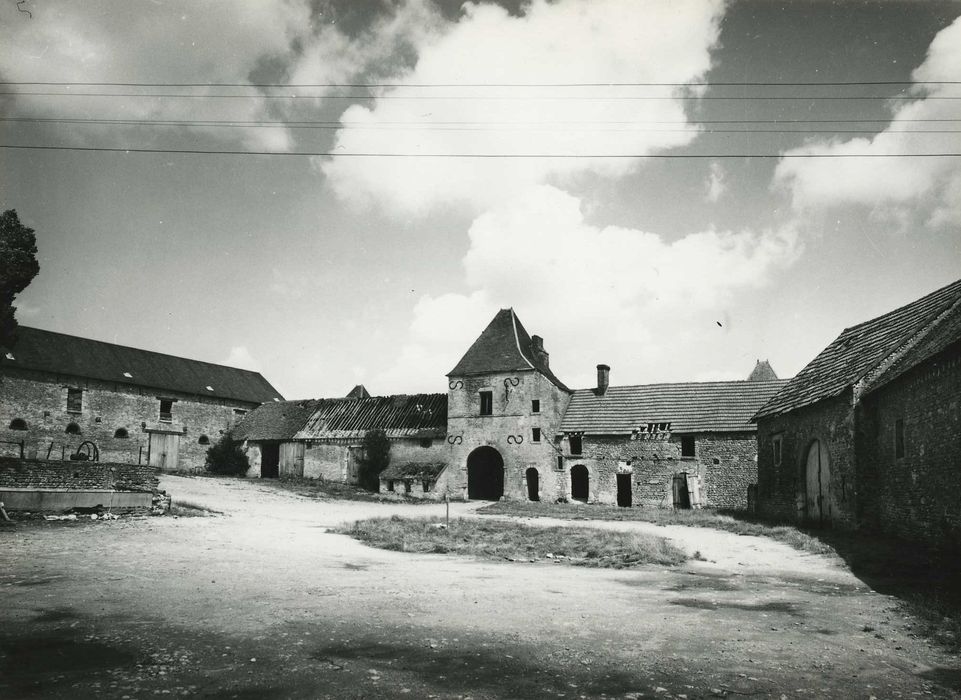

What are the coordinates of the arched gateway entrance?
(467, 446, 505, 500)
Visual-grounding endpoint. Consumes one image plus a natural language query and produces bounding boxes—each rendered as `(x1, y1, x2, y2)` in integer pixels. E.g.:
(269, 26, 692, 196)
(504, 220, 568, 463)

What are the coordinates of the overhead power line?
(1, 80, 959, 88)
(3, 144, 960, 158)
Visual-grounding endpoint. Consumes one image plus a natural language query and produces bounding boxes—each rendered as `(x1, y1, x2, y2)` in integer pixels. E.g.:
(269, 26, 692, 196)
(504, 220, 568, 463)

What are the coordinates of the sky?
(1, 0, 960, 399)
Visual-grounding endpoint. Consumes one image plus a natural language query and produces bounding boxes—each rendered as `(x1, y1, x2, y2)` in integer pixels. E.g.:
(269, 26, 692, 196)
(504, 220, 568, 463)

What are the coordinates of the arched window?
(114, 428, 129, 439)
(198, 434, 210, 445)
(65, 422, 81, 435)
(8, 418, 27, 431)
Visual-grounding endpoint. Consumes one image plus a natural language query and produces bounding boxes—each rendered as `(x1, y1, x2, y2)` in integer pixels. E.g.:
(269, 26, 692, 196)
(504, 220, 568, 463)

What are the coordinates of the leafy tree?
(205, 433, 250, 476)
(359, 428, 390, 491)
(0, 210, 40, 349)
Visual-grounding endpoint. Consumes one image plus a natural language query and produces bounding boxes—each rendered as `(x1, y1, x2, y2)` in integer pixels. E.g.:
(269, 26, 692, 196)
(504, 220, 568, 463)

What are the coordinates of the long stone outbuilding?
(236, 309, 786, 509)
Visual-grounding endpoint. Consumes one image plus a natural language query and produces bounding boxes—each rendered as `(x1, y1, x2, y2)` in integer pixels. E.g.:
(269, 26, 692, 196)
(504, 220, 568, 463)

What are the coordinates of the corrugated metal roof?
(294, 393, 448, 440)
(232, 400, 320, 441)
(447, 309, 570, 391)
(380, 462, 447, 480)
(1, 326, 283, 405)
(754, 278, 961, 419)
(561, 380, 788, 434)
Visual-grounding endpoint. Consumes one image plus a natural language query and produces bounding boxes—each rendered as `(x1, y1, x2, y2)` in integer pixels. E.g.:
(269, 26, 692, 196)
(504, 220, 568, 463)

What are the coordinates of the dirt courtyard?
(2, 476, 959, 699)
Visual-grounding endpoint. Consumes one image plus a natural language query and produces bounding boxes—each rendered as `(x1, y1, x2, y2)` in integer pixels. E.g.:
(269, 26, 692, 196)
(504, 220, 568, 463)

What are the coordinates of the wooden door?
(149, 433, 180, 471)
(805, 440, 831, 526)
(280, 442, 305, 478)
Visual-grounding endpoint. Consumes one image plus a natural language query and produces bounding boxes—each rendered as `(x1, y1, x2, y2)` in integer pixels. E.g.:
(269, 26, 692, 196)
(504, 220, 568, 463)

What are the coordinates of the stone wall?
(756, 393, 857, 527)
(445, 369, 571, 500)
(560, 431, 757, 509)
(0, 368, 258, 472)
(858, 343, 961, 550)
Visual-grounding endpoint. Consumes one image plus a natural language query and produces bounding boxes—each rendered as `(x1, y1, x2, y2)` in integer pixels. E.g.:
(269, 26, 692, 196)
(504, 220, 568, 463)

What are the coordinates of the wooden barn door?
(149, 433, 180, 471)
(805, 440, 832, 526)
(280, 442, 305, 478)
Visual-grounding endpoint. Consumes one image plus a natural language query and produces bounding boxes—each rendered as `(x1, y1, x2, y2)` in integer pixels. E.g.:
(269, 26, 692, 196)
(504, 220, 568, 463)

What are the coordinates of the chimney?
(596, 364, 610, 395)
(531, 335, 550, 369)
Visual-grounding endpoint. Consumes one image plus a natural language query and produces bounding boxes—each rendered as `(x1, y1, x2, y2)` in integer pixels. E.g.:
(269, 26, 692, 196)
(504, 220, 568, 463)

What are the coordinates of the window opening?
(569, 434, 582, 455)
(113, 428, 129, 439)
(422, 479, 431, 492)
(198, 434, 210, 445)
(532, 427, 541, 443)
(8, 418, 27, 431)
(531, 399, 540, 414)
(681, 435, 695, 458)
(387, 480, 395, 492)
(479, 390, 493, 416)
(159, 399, 173, 423)
(66, 387, 83, 414)
(65, 422, 81, 435)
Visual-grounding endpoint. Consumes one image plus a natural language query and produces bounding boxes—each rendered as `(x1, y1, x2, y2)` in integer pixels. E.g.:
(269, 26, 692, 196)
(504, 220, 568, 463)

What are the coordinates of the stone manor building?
(237, 309, 786, 508)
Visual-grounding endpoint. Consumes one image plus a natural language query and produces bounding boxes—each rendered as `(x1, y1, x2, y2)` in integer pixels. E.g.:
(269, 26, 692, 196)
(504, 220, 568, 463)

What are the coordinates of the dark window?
(557, 456, 564, 470)
(233, 408, 247, 425)
(159, 399, 173, 423)
(479, 391, 493, 416)
(569, 434, 582, 455)
(681, 435, 696, 458)
(895, 418, 905, 458)
(8, 418, 27, 431)
(198, 434, 210, 445)
(65, 422, 81, 435)
(422, 479, 431, 492)
(532, 427, 541, 443)
(387, 480, 395, 492)
(531, 399, 540, 414)
(114, 428, 129, 439)
(772, 436, 782, 466)
(66, 387, 83, 414)
(420, 438, 432, 448)
(403, 480, 411, 494)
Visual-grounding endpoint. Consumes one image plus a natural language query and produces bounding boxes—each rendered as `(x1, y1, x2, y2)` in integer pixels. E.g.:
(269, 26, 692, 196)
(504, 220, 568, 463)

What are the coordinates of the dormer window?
(479, 391, 493, 416)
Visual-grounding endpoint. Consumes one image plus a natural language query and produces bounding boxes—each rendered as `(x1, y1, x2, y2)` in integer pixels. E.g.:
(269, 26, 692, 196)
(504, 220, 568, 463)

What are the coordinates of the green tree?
(359, 428, 390, 491)
(205, 433, 250, 476)
(0, 210, 40, 349)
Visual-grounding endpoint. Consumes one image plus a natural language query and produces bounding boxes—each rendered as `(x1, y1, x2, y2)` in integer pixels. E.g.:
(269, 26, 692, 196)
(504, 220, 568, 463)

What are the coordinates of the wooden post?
(445, 491, 450, 529)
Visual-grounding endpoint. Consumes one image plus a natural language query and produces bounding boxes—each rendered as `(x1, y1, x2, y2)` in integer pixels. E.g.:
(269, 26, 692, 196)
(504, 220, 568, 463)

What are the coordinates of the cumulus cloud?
(321, 0, 724, 214)
(375, 185, 800, 392)
(774, 16, 961, 226)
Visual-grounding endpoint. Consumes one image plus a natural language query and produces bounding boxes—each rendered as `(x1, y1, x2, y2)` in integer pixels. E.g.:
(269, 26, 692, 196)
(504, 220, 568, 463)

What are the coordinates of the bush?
(205, 433, 250, 476)
(358, 429, 390, 491)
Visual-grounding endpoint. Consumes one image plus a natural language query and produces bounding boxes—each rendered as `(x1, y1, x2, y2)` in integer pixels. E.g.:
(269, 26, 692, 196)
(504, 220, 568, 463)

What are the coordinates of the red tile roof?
(754, 277, 961, 419)
(294, 393, 448, 440)
(447, 309, 570, 391)
(561, 379, 787, 434)
(1, 326, 282, 405)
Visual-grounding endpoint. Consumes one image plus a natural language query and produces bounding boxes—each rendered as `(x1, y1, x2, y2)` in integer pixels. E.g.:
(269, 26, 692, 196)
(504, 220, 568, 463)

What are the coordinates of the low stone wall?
(0, 457, 159, 513)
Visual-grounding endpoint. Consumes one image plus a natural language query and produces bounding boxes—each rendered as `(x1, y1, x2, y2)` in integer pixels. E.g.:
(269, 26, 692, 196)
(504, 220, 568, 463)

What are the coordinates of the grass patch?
(478, 501, 835, 556)
(261, 476, 435, 504)
(337, 516, 688, 569)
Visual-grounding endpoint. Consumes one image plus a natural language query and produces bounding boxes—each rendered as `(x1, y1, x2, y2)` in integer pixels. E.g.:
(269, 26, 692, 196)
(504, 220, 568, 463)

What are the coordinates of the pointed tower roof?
(747, 360, 778, 382)
(448, 309, 570, 391)
(346, 384, 371, 400)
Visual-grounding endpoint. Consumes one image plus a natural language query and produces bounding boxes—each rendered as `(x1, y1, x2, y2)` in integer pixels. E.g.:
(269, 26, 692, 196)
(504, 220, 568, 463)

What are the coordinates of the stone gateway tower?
(445, 309, 572, 501)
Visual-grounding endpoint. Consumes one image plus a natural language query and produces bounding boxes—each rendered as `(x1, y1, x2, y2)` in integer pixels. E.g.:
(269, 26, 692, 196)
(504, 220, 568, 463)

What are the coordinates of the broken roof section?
(1, 326, 283, 404)
(754, 277, 961, 419)
(448, 308, 570, 391)
(562, 380, 788, 435)
(294, 393, 448, 440)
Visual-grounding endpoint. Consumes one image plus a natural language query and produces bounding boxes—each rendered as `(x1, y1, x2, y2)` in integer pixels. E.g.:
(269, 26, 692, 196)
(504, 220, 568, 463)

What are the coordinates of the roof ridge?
(839, 277, 961, 336)
(510, 309, 537, 371)
(573, 378, 789, 392)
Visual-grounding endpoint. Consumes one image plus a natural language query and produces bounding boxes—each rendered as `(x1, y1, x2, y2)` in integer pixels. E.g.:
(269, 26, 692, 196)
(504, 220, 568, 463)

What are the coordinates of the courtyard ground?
(1, 475, 959, 699)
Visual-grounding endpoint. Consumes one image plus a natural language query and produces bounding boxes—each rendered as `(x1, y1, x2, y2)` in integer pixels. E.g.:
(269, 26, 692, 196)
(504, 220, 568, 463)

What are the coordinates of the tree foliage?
(359, 428, 391, 491)
(0, 209, 40, 349)
(205, 433, 250, 476)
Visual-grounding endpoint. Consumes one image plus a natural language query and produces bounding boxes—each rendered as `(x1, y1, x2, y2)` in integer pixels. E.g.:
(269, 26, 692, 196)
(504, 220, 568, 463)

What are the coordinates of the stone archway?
(805, 439, 832, 526)
(525, 467, 540, 501)
(467, 446, 505, 500)
(571, 464, 589, 502)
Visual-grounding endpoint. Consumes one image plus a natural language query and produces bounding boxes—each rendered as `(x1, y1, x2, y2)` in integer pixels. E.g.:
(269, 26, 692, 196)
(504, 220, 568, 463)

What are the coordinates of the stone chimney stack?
(531, 335, 550, 369)
(596, 364, 610, 395)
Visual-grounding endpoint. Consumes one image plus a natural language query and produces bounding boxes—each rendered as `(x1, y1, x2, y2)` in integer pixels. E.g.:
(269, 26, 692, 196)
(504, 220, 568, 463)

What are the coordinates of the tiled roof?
(754, 278, 961, 419)
(448, 309, 570, 391)
(747, 360, 779, 382)
(346, 384, 370, 399)
(232, 400, 320, 441)
(294, 393, 448, 440)
(1, 326, 282, 405)
(380, 462, 447, 480)
(561, 380, 788, 434)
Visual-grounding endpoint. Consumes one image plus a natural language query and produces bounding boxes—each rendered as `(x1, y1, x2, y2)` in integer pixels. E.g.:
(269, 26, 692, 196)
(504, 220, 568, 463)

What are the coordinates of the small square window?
(479, 391, 493, 416)
(569, 434, 582, 455)
(895, 418, 905, 458)
(66, 387, 83, 414)
(681, 435, 695, 458)
(159, 398, 173, 423)
(531, 399, 540, 414)
(532, 427, 541, 443)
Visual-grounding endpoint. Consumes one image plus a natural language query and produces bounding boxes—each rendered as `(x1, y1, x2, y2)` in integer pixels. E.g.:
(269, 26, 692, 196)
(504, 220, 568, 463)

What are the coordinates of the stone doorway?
(467, 446, 504, 500)
(570, 464, 589, 502)
(525, 467, 539, 501)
